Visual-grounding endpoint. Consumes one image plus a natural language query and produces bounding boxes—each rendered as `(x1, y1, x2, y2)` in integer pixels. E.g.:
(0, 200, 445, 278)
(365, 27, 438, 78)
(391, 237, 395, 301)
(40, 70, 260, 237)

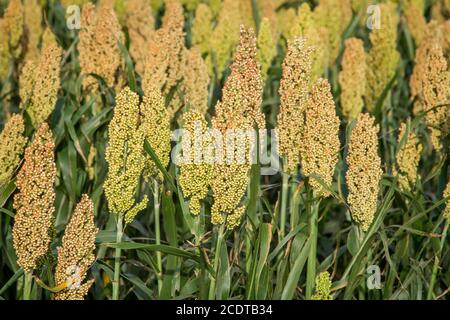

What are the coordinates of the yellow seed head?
(393, 122, 422, 191)
(403, 0, 426, 46)
(179, 110, 212, 214)
(19, 58, 36, 105)
(27, 43, 62, 127)
(314, 0, 352, 66)
(140, 86, 172, 182)
(78, 3, 124, 91)
(210, 0, 241, 77)
(444, 180, 450, 221)
(191, 3, 213, 56)
(142, 0, 186, 118)
(0, 20, 9, 79)
(312, 271, 332, 300)
(257, 17, 276, 82)
(0, 114, 27, 184)
(125, 0, 154, 75)
(277, 38, 313, 174)
(346, 113, 383, 231)
(104, 87, 148, 223)
(13, 123, 56, 272)
(365, 2, 399, 110)
(300, 79, 340, 198)
(211, 26, 264, 228)
(421, 44, 450, 152)
(3, 0, 24, 59)
(23, 0, 43, 62)
(54, 195, 98, 300)
(182, 47, 210, 114)
(339, 38, 366, 120)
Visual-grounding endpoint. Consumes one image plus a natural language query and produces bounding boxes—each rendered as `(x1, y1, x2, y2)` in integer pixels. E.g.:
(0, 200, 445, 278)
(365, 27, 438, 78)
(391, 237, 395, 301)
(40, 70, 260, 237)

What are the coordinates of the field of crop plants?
(0, 0, 449, 301)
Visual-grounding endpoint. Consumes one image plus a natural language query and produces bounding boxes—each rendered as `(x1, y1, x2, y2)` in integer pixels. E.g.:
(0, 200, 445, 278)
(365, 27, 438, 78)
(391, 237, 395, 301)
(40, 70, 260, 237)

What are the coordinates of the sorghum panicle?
(142, 0, 186, 118)
(23, 0, 43, 62)
(339, 38, 366, 120)
(300, 78, 340, 198)
(104, 87, 148, 223)
(0, 114, 27, 184)
(257, 17, 276, 82)
(346, 113, 383, 231)
(78, 2, 124, 91)
(394, 123, 422, 191)
(54, 194, 98, 300)
(191, 3, 213, 56)
(12, 123, 56, 272)
(182, 47, 210, 114)
(140, 86, 172, 182)
(277, 38, 313, 174)
(179, 110, 213, 215)
(125, 0, 154, 75)
(26, 43, 62, 127)
(209, 0, 241, 77)
(211, 26, 264, 229)
(421, 44, 450, 152)
(312, 271, 332, 300)
(365, 2, 399, 110)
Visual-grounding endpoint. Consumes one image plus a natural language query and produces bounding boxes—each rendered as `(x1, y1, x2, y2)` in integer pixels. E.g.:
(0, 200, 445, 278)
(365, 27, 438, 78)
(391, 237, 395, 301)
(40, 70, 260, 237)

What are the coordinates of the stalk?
(306, 197, 320, 299)
(427, 221, 449, 300)
(23, 272, 32, 300)
(280, 168, 289, 239)
(154, 179, 163, 294)
(112, 216, 123, 300)
(208, 225, 225, 300)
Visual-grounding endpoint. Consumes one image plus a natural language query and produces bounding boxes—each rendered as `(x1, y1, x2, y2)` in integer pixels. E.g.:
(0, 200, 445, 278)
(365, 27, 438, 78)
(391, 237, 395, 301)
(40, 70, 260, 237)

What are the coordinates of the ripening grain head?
(346, 113, 382, 231)
(257, 17, 276, 82)
(142, 0, 186, 118)
(365, 2, 399, 110)
(104, 87, 148, 223)
(3, 0, 24, 59)
(125, 0, 154, 75)
(210, 0, 241, 77)
(23, 0, 43, 62)
(182, 47, 210, 115)
(312, 271, 332, 300)
(54, 194, 98, 300)
(13, 123, 56, 272)
(0, 114, 27, 184)
(191, 3, 213, 56)
(403, 0, 426, 46)
(140, 85, 172, 183)
(421, 44, 450, 152)
(78, 3, 124, 91)
(211, 26, 263, 228)
(444, 180, 450, 221)
(394, 122, 422, 192)
(277, 38, 313, 174)
(339, 38, 366, 120)
(27, 43, 62, 127)
(179, 110, 213, 215)
(300, 78, 340, 198)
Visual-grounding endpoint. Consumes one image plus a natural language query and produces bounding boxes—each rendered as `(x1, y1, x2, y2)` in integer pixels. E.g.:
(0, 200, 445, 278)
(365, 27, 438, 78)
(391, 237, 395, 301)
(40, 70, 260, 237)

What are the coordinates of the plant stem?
(112, 216, 123, 300)
(280, 169, 289, 239)
(23, 272, 32, 300)
(427, 221, 448, 300)
(306, 198, 320, 299)
(208, 225, 225, 300)
(154, 179, 163, 294)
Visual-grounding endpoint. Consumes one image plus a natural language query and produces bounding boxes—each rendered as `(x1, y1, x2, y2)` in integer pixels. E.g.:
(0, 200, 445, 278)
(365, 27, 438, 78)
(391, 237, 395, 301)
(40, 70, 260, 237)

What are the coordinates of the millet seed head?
(0, 114, 27, 184)
(339, 37, 366, 120)
(104, 87, 148, 222)
(346, 113, 383, 232)
(13, 122, 56, 272)
(54, 194, 98, 300)
(300, 78, 340, 198)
